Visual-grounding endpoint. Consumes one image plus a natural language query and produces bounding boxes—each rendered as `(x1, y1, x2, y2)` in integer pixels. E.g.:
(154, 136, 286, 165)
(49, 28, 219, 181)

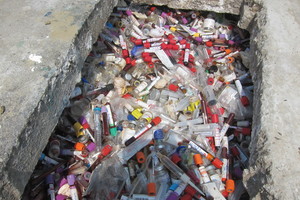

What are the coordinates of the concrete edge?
(0, 0, 119, 199)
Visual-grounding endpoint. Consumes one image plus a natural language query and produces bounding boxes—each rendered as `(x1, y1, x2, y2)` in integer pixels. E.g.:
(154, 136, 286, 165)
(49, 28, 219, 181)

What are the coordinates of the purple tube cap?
(59, 178, 68, 187)
(46, 174, 54, 185)
(195, 37, 202, 42)
(166, 192, 179, 200)
(161, 12, 168, 18)
(79, 116, 87, 125)
(126, 10, 132, 16)
(182, 17, 188, 24)
(233, 166, 243, 179)
(101, 106, 107, 113)
(56, 167, 64, 174)
(228, 40, 235, 45)
(219, 34, 226, 39)
(164, 25, 170, 29)
(86, 142, 96, 152)
(190, 27, 197, 32)
(67, 174, 76, 185)
(56, 194, 67, 200)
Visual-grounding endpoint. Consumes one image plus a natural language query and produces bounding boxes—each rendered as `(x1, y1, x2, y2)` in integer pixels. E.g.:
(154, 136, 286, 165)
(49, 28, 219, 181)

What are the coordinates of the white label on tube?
(135, 124, 152, 138)
(219, 123, 229, 141)
(199, 166, 211, 183)
(70, 188, 79, 200)
(184, 48, 190, 63)
(202, 182, 226, 200)
(189, 141, 208, 157)
(214, 128, 221, 147)
(235, 79, 245, 97)
(119, 35, 127, 49)
(146, 38, 161, 43)
(133, 25, 144, 36)
(130, 15, 140, 27)
(221, 158, 228, 181)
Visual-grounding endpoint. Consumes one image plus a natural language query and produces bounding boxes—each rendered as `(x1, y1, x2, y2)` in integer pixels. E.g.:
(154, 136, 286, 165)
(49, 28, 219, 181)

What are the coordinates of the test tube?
(93, 107, 102, 151)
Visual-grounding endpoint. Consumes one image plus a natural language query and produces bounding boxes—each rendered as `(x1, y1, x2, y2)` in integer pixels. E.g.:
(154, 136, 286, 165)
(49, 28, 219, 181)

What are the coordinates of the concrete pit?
(0, 0, 300, 200)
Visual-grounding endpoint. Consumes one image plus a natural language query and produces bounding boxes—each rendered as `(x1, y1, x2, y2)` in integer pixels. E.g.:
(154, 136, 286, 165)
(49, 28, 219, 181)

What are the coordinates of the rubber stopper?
(169, 39, 176, 45)
(144, 42, 151, 48)
(241, 127, 251, 136)
(167, 34, 175, 39)
(227, 56, 235, 63)
(171, 153, 182, 164)
(226, 179, 235, 193)
(161, 43, 168, 49)
(122, 49, 129, 58)
(136, 151, 145, 163)
(154, 129, 164, 140)
(225, 49, 231, 55)
(86, 142, 96, 152)
(241, 96, 250, 107)
(125, 57, 131, 65)
(101, 144, 112, 156)
(193, 154, 203, 166)
(180, 194, 193, 200)
(74, 142, 85, 151)
(184, 185, 197, 196)
(211, 114, 219, 123)
(207, 77, 214, 85)
(151, 116, 161, 125)
(142, 52, 150, 58)
(185, 43, 191, 49)
(179, 39, 187, 44)
(169, 84, 179, 91)
(144, 56, 152, 63)
(147, 182, 156, 196)
(211, 157, 223, 169)
(82, 123, 90, 129)
(172, 45, 179, 50)
(205, 41, 213, 47)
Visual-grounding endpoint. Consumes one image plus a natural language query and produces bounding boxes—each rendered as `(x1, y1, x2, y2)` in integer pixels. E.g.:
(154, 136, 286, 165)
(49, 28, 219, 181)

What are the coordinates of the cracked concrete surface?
(0, 0, 118, 199)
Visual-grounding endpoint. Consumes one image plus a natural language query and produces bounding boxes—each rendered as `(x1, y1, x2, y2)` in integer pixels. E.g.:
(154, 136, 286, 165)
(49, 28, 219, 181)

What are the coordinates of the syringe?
(156, 152, 206, 197)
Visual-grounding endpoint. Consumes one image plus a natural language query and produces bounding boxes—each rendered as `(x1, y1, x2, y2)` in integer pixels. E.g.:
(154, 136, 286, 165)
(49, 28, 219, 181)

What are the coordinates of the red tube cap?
(169, 84, 179, 91)
(211, 157, 223, 169)
(151, 116, 161, 125)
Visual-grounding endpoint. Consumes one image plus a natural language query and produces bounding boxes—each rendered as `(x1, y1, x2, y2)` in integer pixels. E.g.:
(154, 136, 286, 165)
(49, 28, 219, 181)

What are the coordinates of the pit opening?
(22, 2, 254, 200)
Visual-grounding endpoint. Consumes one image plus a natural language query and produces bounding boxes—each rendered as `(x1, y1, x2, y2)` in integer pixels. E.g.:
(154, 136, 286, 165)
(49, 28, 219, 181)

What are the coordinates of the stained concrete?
(0, 0, 118, 199)
(243, 0, 300, 199)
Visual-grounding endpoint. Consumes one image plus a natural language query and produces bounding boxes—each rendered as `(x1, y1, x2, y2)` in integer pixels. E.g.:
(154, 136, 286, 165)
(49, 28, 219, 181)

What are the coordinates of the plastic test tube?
(189, 141, 223, 169)
(156, 152, 206, 197)
(93, 107, 102, 151)
(67, 174, 79, 200)
(166, 182, 188, 200)
(125, 116, 161, 146)
(219, 113, 235, 142)
(105, 103, 117, 136)
(101, 106, 109, 136)
(46, 174, 55, 200)
(193, 154, 210, 183)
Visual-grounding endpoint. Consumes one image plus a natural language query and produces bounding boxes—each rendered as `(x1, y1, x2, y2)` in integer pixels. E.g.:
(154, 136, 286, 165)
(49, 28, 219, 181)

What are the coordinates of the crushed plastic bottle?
(23, 3, 252, 200)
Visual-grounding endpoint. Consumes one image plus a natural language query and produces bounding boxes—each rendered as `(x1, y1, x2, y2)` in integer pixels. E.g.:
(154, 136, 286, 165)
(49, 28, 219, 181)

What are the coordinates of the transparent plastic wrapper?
(84, 155, 128, 200)
(117, 131, 153, 163)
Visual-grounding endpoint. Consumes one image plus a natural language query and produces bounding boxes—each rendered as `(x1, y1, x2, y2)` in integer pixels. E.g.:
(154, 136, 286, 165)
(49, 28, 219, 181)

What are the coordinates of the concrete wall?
(0, 0, 299, 199)
(0, 0, 118, 199)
